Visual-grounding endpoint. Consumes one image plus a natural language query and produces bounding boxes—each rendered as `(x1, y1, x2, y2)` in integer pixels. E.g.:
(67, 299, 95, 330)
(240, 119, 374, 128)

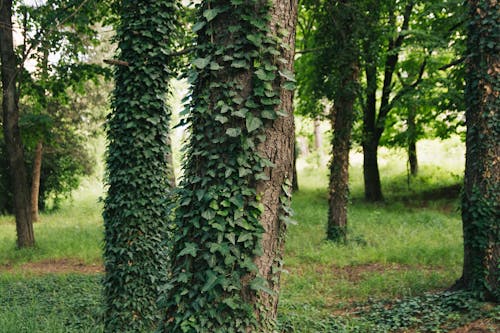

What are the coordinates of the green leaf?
(283, 81, 296, 90)
(193, 57, 211, 69)
(226, 128, 241, 137)
(246, 34, 262, 47)
(178, 243, 198, 257)
(203, 8, 222, 22)
(201, 271, 218, 292)
(215, 115, 228, 124)
(210, 62, 222, 70)
(279, 69, 295, 81)
(246, 113, 263, 132)
(202, 209, 216, 220)
(192, 21, 206, 33)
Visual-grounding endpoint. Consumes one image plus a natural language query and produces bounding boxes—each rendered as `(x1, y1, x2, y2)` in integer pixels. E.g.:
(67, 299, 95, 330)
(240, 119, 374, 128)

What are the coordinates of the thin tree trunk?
(327, 64, 358, 242)
(408, 106, 418, 176)
(456, 0, 499, 302)
(31, 141, 43, 222)
(363, 136, 383, 202)
(0, 0, 35, 248)
(292, 141, 299, 192)
(313, 118, 322, 151)
(362, 62, 383, 202)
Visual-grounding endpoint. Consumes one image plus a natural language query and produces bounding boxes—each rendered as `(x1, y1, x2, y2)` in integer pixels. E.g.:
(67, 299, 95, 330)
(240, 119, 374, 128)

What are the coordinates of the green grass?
(0, 179, 104, 266)
(1, 137, 496, 332)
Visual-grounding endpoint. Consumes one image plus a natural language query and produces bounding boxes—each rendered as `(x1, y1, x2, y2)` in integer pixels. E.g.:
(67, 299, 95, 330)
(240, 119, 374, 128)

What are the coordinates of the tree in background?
(296, 0, 362, 242)
(458, 0, 499, 302)
(0, 0, 110, 246)
(0, 0, 34, 247)
(159, 0, 297, 331)
(102, 0, 180, 331)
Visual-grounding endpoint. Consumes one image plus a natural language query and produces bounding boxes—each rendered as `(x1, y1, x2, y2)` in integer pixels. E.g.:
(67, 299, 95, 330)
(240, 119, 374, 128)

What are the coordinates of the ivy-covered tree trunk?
(457, 0, 499, 302)
(102, 1, 178, 331)
(31, 141, 43, 222)
(159, 0, 297, 331)
(0, 0, 35, 248)
(327, 64, 358, 242)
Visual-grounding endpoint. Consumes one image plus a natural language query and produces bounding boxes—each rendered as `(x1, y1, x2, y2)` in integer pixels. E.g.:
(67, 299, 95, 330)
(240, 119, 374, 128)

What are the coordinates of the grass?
(1, 137, 497, 332)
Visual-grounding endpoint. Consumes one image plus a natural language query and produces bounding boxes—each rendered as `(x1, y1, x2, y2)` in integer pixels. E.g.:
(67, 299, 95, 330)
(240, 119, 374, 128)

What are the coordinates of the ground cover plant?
(0, 139, 498, 332)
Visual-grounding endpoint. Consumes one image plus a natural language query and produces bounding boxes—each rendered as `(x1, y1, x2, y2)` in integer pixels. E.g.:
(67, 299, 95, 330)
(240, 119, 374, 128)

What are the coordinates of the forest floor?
(0, 138, 498, 332)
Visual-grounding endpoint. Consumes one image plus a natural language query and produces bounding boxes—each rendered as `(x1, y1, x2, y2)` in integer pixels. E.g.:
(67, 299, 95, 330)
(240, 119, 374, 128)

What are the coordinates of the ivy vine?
(462, 0, 499, 301)
(158, 0, 294, 332)
(102, 0, 180, 331)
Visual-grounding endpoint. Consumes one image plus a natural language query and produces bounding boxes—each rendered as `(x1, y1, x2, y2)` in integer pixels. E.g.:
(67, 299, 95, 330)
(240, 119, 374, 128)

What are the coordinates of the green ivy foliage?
(102, 0, 180, 331)
(462, 0, 499, 301)
(159, 0, 294, 331)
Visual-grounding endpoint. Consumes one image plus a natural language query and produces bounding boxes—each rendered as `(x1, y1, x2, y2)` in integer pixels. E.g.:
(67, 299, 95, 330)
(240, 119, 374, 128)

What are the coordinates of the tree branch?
(439, 56, 465, 71)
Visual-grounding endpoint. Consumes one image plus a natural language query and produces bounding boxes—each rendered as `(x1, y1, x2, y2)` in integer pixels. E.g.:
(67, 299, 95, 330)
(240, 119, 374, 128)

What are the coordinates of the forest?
(0, 0, 498, 332)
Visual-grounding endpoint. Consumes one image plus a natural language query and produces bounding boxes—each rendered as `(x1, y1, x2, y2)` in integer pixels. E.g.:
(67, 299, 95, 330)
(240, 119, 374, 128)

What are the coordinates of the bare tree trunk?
(292, 140, 299, 192)
(30, 141, 43, 222)
(327, 64, 358, 242)
(313, 118, 322, 151)
(408, 106, 418, 176)
(0, 0, 35, 248)
(455, 0, 499, 302)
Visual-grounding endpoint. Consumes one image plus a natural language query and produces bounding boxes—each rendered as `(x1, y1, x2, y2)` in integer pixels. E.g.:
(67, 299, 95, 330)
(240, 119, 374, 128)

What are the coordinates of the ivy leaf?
(178, 242, 198, 257)
(192, 21, 206, 33)
(231, 59, 248, 68)
(246, 34, 262, 47)
(250, 276, 275, 295)
(282, 81, 296, 90)
(226, 128, 241, 137)
(215, 115, 228, 124)
(193, 57, 211, 69)
(246, 113, 263, 132)
(201, 271, 218, 292)
(279, 69, 295, 81)
(210, 62, 222, 70)
(202, 209, 216, 220)
(203, 8, 223, 22)
(255, 68, 275, 81)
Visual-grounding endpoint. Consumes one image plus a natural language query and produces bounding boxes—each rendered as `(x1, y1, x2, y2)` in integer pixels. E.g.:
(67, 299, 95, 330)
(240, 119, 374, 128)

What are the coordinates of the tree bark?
(0, 0, 35, 248)
(408, 106, 418, 176)
(362, 61, 383, 202)
(313, 118, 322, 151)
(456, 0, 499, 302)
(327, 64, 358, 242)
(292, 141, 299, 192)
(253, 0, 297, 320)
(31, 141, 43, 222)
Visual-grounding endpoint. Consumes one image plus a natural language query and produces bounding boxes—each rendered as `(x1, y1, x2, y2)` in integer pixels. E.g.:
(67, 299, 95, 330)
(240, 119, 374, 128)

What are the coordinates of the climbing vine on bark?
(159, 0, 297, 331)
(102, 0, 180, 331)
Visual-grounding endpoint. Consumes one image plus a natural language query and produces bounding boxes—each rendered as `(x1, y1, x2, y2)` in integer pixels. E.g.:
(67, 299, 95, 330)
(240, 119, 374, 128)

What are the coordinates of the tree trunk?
(102, 1, 178, 331)
(362, 62, 383, 202)
(408, 106, 418, 176)
(31, 141, 43, 222)
(456, 0, 499, 302)
(292, 141, 299, 192)
(313, 118, 322, 151)
(160, 0, 297, 331)
(0, 0, 35, 248)
(327, 64, 358, 242)
(363, 140, 383, 202)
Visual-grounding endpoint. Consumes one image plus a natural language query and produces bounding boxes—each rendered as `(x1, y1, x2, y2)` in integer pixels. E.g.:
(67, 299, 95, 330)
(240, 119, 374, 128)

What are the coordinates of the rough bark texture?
(31, 141, 43, 222)
(0, 0, 35, 248)
(458, 0, 499, 302)
(292, 142, 299, 192)
(327, 64, 358, 242)
(253, 0, 297, 321)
